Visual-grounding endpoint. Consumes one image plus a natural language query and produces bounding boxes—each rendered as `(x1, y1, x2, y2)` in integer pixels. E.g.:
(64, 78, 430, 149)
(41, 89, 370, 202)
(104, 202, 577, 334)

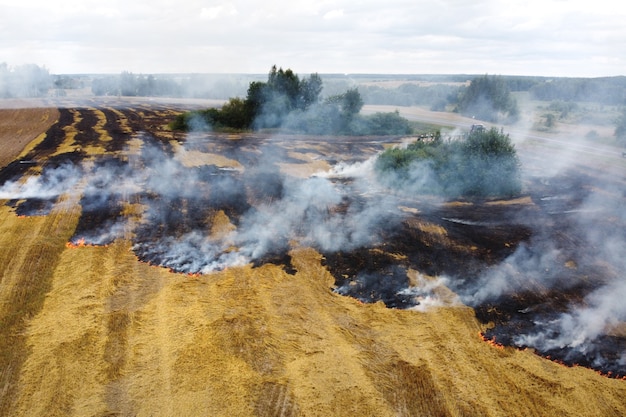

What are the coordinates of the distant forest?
(359, 76, 626, 109)
(0, 63, 51, 98)
(86, 71, 626, 109)
(2, 62, 625, 109)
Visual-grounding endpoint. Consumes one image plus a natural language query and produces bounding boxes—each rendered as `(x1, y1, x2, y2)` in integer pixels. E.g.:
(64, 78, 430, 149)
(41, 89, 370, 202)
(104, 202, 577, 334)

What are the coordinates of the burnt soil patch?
(2, 104, 625, 378)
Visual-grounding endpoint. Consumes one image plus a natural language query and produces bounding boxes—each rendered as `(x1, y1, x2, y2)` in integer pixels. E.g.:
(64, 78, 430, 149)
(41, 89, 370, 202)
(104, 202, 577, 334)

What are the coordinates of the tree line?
(170, 65, 412, 135)
(0, 63, 51, 98)
(358, 83, 458, 111)
(92, 72, 183, 97)
(347, 74, 520, 123)
(529, 76, 626, 105)
(331, 75, 626, 116)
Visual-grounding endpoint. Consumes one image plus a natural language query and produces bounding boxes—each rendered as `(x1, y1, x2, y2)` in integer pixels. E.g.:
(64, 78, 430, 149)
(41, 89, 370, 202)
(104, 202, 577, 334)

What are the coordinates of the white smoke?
(205, 161, 400, 267)
(317, 155, 377, 179)
(235, 176, 341, 256)
(516, 278, 626, 352)
(512, 208, 626, 356)
(82, 133, 403, 273)
(459, 241, 564, 306)
(0, 163, 81, 200)
(132, 231, 248, 274)
(407, 274, 460, 312)
(458, 152, 626, 371)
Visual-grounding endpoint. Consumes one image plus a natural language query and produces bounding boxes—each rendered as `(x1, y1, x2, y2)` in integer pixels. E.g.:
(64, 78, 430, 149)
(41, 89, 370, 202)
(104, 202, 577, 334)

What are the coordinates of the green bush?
(360, 111, 412, 135)
(376, 128, 521, 199)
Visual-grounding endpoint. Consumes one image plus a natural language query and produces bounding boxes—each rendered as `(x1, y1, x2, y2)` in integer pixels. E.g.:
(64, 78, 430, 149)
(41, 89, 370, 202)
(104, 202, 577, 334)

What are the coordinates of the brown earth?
(0, 107, 59, 168)
(0, 100, 625, 417)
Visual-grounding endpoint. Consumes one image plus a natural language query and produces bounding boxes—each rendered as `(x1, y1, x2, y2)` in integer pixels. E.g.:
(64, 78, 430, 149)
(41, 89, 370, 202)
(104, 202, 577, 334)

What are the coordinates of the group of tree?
(357, 83, 459, 111)
(452, 74, 519, 123)
(376, 127, 521, 199)
(92, 72, 183, 97)
(171, 65, 412, 136)
(52, 75, 86, 90)
(530, 77, 626, 105)
(170, 66, 322, 131)
(449, 75, 626, 107)
(244, 66, 324, 129)
(0, 63, 51, 98)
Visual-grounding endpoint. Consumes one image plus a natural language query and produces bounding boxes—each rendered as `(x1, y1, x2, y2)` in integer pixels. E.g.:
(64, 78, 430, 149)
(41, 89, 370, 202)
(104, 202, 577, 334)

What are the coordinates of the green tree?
(460, 128, 521, 197)
(246, 65, 324, 128)
(218, 97, 249, 129)
(455, 75, 519, 123)
(325, 87, 364, 130)
(244, 81, 266, 125)
(341, 88, 364, 116)
(120, 71, 137, 96)
(298, 73, 323, 110)
(360, 111, 412, 135)
(171, 65, 411, 135)
(268, 66, 300, 107)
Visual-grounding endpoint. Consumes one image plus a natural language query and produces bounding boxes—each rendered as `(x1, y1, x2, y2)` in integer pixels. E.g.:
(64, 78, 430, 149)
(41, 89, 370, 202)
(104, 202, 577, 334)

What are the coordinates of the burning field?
(1, 99, 626, 416)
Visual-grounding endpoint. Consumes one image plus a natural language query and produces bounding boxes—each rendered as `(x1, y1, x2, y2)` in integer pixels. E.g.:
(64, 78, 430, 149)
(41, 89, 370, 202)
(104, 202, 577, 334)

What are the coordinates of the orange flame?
(478, 332, 626, 380)
(479, 332, 505, 349)
(66, 238, 86, 249)
(65, 238, 108, 249)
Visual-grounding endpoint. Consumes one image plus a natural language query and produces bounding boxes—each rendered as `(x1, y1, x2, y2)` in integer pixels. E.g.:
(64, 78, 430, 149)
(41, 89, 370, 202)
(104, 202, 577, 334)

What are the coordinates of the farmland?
(0, 98, 625, 416)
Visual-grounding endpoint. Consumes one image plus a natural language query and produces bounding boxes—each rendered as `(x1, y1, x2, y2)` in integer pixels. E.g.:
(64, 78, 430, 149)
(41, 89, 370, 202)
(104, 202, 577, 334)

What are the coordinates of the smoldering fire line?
(0, 132, 404, 277)
(0, 162, 82, 201)
(2, 124, 625, 378)
(462, 168, 626, 378)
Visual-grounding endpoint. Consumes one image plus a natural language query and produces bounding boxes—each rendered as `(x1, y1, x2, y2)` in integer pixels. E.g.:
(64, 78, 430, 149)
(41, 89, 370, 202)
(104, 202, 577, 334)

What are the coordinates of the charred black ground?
(1, 103, 625, 379)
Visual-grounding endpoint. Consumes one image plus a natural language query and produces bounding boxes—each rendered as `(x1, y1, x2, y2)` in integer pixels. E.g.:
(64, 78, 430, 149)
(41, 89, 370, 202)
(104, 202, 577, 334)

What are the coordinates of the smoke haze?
(1, 104, 625, 376)
(447, 139, 626, 374)
(0, 130, 407, 275)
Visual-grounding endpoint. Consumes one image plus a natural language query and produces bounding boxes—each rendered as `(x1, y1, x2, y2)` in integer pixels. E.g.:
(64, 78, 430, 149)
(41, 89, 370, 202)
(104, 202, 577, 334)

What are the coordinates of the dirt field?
(1, 99, 625, 417)
(0, 107, 59, 168)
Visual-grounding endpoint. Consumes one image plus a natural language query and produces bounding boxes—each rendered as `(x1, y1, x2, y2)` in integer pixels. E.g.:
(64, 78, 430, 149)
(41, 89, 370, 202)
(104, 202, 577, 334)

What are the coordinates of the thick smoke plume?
(0, 131, 405, 276)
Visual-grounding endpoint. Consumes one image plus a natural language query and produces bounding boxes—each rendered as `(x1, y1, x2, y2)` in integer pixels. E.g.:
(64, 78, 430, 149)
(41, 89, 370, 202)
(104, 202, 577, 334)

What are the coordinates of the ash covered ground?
(1, 103, 625, 379)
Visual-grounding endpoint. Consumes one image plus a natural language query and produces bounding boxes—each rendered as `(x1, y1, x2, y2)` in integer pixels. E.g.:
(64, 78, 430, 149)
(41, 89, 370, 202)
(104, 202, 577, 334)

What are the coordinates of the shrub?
(376, 128, 521, 199)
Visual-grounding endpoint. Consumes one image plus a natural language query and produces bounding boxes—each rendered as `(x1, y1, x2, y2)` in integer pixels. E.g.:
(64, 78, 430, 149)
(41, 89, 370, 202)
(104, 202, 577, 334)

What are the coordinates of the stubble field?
(0, 98, 625, 417)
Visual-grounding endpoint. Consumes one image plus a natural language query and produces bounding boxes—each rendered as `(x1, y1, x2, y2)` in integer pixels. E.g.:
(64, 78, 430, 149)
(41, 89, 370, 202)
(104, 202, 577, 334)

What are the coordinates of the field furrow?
(0, 101, 625, 417)
(0, 198, 80, 415)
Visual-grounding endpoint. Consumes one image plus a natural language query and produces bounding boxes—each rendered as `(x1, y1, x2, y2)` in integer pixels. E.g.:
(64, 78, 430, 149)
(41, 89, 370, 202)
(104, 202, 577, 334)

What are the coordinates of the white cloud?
(0, 0, 623, 76)
(323, 9, 344, 19)
(200, 3, 239, 20)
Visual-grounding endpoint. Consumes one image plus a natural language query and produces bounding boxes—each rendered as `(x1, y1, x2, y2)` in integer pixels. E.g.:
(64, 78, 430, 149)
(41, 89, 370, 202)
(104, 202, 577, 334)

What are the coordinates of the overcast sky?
(1, 0, 624, 77)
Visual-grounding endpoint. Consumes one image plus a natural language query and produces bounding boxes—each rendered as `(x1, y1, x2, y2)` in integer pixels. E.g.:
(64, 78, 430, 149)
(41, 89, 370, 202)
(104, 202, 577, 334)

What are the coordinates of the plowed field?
(1, 99, 625, 417)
